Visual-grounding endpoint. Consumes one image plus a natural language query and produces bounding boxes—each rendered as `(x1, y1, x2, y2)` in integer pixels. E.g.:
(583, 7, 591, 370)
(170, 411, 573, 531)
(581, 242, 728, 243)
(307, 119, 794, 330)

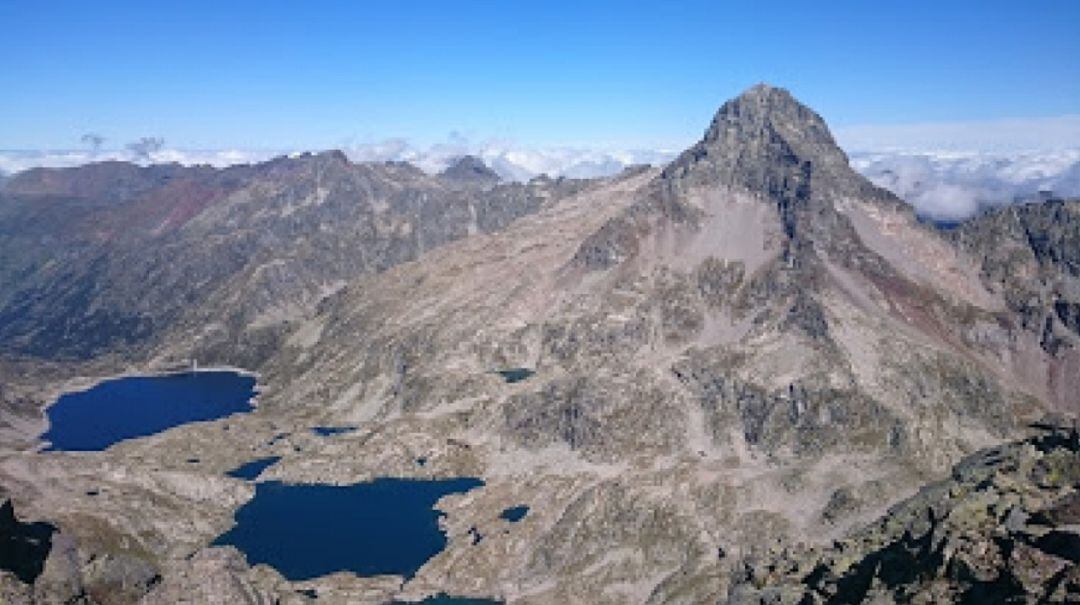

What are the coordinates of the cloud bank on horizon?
(850, 149, 1080, 221)
(2, 114, 1078, 222)
(0, 140, 680, 185)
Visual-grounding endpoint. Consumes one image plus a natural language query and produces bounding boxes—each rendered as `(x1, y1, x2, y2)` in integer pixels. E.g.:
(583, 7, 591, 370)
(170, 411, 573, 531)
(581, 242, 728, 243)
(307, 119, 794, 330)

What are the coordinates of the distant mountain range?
(4, 145, 1078, 222)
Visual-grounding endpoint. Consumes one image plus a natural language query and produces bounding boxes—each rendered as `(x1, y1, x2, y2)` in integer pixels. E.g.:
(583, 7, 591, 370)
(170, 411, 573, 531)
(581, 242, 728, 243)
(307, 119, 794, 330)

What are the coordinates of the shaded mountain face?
(0, 86, 1077, 604)
(952, 199, 1080, 333)
(950, 199, 1080, 414)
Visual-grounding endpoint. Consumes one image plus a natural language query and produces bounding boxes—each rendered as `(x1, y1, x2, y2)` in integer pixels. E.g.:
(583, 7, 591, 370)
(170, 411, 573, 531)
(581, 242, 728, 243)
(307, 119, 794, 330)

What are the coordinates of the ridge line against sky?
(3, 134, 1079, 224)
(1, 1, 1077, 150)
(4, 111, 1080, 155)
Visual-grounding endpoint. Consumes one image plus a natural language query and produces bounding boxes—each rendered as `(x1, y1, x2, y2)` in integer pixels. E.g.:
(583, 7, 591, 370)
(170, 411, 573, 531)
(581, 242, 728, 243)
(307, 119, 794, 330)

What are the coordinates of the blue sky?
(1, 0, 1078, 150)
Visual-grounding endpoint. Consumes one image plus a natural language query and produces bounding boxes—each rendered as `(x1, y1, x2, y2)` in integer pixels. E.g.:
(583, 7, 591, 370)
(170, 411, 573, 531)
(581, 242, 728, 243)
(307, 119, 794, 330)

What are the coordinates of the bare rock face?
(661, 83, 878, 205)
(138, 547, 290, 605)
(0, 85, 1077, 604)
(951, 199, 1080, 412)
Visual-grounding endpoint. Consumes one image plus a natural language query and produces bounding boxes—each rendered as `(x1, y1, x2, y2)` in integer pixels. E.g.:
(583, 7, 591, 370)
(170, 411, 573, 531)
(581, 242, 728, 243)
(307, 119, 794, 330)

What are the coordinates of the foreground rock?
(725, 419, 1079, 604)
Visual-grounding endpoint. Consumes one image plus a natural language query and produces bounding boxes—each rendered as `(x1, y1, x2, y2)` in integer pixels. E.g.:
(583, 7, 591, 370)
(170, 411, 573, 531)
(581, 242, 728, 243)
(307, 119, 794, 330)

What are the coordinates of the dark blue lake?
(212, 477, 484, 581)
(40, 371, 257, 452)
(499, 505, 529, 523)
(311, 426, 356, 437)
(391, 594, 503, 604)
(226, 456, 281, 480)
(495, 368, 534, 384)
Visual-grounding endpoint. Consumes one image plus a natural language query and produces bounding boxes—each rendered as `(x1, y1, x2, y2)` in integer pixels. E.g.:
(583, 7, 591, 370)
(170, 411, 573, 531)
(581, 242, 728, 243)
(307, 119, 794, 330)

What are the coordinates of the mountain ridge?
(0, 153, 592, 360)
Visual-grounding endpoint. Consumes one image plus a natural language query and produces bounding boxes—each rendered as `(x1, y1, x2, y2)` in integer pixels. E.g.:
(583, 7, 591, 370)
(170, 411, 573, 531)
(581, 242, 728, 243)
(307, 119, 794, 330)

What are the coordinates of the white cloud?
(0, 148, 282, 175)
(341, 137, 677, 181)
(851, 149, 1080, 221)
(3, 127, 1078, 223)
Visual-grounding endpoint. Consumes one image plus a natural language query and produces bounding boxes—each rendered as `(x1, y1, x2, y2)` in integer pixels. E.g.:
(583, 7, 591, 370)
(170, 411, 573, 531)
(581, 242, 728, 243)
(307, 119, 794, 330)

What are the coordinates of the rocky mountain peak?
(288, 149, 351, 168)
(573, 86, 901, 273)
(661, 84, 856, 198)
(439, 155, 501, 184)
(319, 149, 351, 164)
(710, 84, 845, 160)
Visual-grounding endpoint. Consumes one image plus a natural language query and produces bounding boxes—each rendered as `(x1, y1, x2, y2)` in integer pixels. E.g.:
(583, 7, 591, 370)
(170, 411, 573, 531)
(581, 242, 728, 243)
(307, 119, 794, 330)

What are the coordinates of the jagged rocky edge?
(722, 419, 1079, 604)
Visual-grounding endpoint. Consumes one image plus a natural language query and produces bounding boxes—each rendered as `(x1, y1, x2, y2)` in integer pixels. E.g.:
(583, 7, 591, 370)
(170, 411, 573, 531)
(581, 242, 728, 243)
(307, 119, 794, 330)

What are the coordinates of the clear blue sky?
(1, 0, 1077, 150)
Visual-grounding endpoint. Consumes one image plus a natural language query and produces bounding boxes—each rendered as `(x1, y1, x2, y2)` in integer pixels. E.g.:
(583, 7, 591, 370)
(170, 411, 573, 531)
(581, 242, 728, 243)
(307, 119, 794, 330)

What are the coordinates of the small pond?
(226, 456, 281, 480)
(499, 505, 529, 523)
(390, 593, 503, 604)
(495, 368, 534, 384)
(311, 426, 357, 437)
(212, 477, 483, 581)
(41, 371, 257, 452)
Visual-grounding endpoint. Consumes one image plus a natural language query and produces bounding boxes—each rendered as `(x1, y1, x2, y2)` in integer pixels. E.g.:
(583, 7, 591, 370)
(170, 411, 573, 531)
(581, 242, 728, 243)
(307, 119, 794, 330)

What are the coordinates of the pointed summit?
(439, 155, 501, 185)
(662, 84, 855, 197)
(709, 84, 846, 162)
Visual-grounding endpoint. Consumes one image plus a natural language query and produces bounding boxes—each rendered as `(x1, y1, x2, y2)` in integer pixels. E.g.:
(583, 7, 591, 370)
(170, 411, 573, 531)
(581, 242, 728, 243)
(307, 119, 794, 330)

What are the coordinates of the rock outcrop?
(951, 199, 1080, 411)
(725, 420, 1080, 604)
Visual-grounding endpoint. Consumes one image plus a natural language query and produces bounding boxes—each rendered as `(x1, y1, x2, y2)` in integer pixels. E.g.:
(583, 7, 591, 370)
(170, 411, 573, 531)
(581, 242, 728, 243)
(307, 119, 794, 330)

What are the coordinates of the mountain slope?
(216, 85, 1073, 599)
(950, 199, 1080, 410)
(262, 86, 1059, 468)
